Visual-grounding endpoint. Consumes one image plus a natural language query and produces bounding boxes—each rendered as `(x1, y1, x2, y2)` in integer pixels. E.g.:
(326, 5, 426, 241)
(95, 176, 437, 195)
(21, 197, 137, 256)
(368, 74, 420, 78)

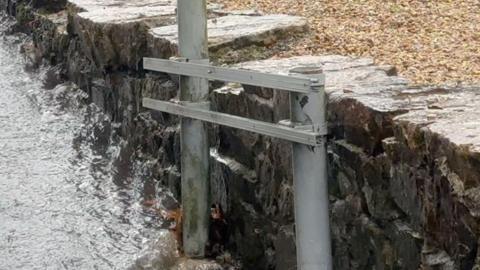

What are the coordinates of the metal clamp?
(170, 56, 209, 65)
(278, 120, 328, 136)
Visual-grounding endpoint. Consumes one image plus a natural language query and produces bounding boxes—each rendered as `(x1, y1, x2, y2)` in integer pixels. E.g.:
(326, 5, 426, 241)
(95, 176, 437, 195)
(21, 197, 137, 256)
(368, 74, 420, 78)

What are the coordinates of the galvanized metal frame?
(143, 58, 333, 269)
(144, 57, 324, 93)
(176, 0, 210, 258)
(144, 3, 332, 267)
(290, 84, 333, 270)
(143, 98, 324, 146)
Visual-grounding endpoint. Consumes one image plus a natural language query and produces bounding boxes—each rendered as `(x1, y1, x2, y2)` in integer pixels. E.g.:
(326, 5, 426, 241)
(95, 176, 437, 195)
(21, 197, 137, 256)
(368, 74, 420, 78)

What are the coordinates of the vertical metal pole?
(177, 0, 209, 258)
(289, 68, 332, 270)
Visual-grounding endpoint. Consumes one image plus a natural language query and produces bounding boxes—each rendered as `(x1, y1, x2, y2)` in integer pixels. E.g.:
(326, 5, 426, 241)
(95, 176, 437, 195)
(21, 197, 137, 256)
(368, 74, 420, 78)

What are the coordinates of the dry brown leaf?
(210, 0, 480, 85)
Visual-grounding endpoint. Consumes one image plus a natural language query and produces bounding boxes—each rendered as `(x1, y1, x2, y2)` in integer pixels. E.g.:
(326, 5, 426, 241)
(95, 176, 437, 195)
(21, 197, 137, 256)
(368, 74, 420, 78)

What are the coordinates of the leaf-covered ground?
(212, 0, 480, 85)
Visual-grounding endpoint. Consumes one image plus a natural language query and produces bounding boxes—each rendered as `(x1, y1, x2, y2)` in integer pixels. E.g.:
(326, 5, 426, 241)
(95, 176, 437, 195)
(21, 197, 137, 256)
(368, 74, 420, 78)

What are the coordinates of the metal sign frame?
(145, 1, 332, 268)
(142, 59, 327, 147)
(143, 58, 333, 270)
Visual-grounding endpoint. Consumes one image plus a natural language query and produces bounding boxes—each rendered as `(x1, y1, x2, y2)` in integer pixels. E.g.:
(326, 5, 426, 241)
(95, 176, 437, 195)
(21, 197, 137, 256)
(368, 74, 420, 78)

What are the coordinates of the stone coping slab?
(235, 55, 409, 111)
(68, 0, 175, 12)
(149, 14, 307, 50)
(395, 88, 480, 154)
(231, 55, 480, 156)
(69, 0, 222, 24)
(77, 5, 177, 24)
(235, 55, 408, 92)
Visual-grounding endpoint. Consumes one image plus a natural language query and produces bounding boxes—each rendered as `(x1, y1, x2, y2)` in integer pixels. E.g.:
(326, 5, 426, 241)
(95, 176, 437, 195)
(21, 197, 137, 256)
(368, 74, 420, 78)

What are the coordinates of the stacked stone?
(220, 56, 480, 269)
(2, 0, 480, 269)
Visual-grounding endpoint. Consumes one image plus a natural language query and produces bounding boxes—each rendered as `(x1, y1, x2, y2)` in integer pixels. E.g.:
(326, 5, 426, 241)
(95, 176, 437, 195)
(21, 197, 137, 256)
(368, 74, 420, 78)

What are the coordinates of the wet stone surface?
(0, 18, 222, 270)
(0, 32, 162, 269)
(3, 0, 480, 268)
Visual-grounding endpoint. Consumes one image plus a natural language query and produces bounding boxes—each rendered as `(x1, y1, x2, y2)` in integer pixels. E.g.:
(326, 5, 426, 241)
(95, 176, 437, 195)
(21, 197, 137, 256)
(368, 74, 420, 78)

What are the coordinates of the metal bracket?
(278, 120, 328, 136)
(144, 58, 325, 93)
(143, 98, 323, 146)
(170, 57, 210, 66)
(278, 119, 313, 130)
(143, 56, 332, 268)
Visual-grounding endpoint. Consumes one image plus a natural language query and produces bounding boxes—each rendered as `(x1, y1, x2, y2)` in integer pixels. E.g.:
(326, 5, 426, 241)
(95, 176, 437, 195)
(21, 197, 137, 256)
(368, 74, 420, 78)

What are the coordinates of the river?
(0, 15, 180, 270)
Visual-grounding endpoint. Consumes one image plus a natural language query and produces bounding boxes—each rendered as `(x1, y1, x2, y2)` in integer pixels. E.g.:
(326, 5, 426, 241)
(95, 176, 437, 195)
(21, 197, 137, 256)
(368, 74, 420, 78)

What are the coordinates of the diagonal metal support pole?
(177, 0, 210, 257)
(289, 67, 333, 270)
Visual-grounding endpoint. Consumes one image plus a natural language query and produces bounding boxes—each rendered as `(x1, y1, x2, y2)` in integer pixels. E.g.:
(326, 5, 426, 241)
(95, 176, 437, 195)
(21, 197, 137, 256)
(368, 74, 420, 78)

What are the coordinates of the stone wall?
(230, 56, 480, 269)
(2, 1, 480, 269)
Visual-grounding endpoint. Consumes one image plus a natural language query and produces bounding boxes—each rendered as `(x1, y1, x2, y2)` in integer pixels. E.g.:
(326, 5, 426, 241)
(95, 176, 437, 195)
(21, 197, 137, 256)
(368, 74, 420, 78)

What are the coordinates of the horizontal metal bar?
(143, 98, 324, 146)
(143, 58, 324, 93)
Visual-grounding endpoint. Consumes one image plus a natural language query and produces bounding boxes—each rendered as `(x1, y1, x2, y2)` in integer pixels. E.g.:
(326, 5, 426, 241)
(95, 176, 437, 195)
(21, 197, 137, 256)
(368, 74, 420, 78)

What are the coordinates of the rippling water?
(0, 15, 183, 270)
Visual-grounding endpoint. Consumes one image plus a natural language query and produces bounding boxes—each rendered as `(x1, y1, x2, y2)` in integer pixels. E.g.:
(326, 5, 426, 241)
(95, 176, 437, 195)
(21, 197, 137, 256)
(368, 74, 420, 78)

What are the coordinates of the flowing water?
(0, 15, 182, 270)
